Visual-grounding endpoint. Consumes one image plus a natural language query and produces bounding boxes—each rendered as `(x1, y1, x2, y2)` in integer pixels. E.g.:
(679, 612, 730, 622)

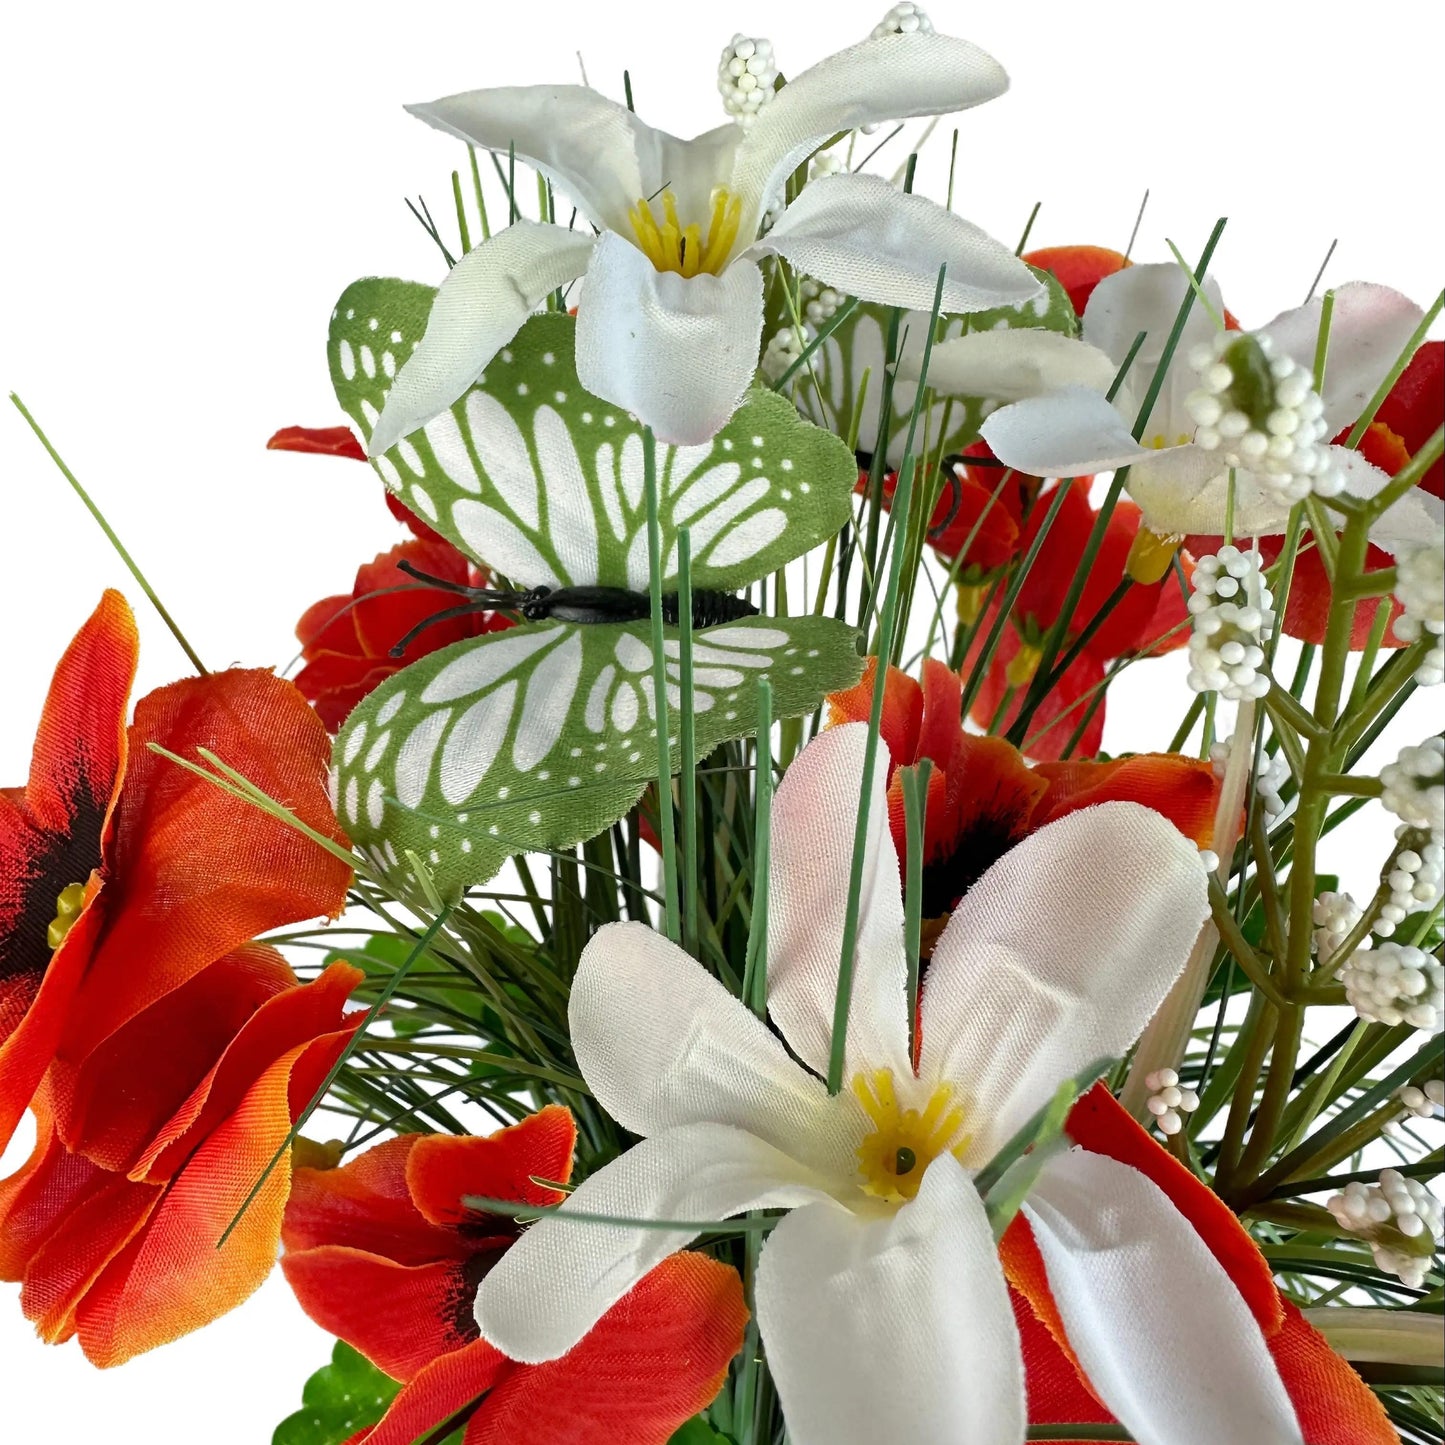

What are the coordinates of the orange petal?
(1033, 753, 1221, 849)
(825, 657, 923, 782)
(131, 960, 362, 1184)
(75, 1036, 322, 1366)
(407, 1106, 576, 1226)
(465, 1252, 748, 1445)
(357, 1338, 506, 1445)
(49, 943, 296, 1171)
(1270, 1300, 1397, 1445)
(1011, 1283, 1112, 1431)
(1023, 245, 1129, 317)
(60, 669, 353, 1056)
(282, 1246, 479, 1382)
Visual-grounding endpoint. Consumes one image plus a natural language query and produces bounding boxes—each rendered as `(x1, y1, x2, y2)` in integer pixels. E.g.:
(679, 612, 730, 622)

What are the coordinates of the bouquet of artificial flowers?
(3, 7, 1441, 1443)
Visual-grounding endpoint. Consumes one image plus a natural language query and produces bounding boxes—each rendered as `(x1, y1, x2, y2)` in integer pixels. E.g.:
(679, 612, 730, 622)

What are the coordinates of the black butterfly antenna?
(388, 559, 531, 657)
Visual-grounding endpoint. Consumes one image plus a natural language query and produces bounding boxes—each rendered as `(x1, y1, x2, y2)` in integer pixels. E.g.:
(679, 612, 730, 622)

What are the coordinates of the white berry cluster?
(810, 151, 846, 181)
(800, 277, 843, 327)
(872, 3, 934, 37)
(1214, 737, 1291, 819)
(1312, 890, 1363, 964)
(1385, 1079, 1445, 1138)
(1144, 1068, 1200, 1136)
(1379, 736, 1445, 838)
(1187, 546, 1275, 699)
(761, 326, 805, 383)
(1393, 537, 1445, 687)
(1340, 940, 1443, 1032)
(1184, 332, 1342, 503)
(718, 35, 777, 126)
(1327, 1169, 1443, 1289)
(1376, 826, 1444, 938)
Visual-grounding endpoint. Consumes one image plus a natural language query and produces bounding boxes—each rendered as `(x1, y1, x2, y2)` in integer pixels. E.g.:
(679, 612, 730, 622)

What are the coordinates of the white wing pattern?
(329, 279, 858, 591)
(334, 615, 863, 898)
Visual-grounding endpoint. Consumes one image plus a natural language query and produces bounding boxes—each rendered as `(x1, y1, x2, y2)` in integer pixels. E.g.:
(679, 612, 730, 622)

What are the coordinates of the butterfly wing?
(329, 279, 858, 593)
(334, 614, 863, 898)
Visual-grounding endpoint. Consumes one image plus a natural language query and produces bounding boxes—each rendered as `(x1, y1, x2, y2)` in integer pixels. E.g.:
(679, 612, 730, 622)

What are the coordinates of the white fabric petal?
(574, 232, 763, 445)
(730, 33, 1010, 249)
(766, 723, 912, 1084)
(1083, 263, 1226, 439)
(1024, 1150, 1302, 1445)
(405, 85, 648, 233)
(1369, 474, 1445, 557)
(920, 802, 1208, 1167)
(368, 222, 595, 457)
(1258, 281, 1425, 433)
(1126, 451, 1294, 538)
(980, 386, 1161, 478)
(906, 329, 1120, 400)
(752, 173, 1041, 316)
(474, 1123, 838, 1364)
(570, 921, 860, 1179)
(757, 1154, 1024, 1445)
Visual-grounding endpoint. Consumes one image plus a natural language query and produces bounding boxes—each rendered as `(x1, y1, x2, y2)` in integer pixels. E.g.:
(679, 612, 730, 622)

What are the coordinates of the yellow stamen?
(1004, 641, 1043, 689)
(627, 187, 743, 277)
(851, 1069, 971, 1203)
(956, 581, 989, 626)
(1126, 526, 1182, 585)
(292, 1137, 347, 1171)
(46, 881, 88, 950)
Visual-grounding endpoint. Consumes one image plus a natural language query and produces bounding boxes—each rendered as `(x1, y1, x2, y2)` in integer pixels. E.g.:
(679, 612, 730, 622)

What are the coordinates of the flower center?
(627, 187, 743, 278)
(851, 1069, 970, 1203)
(1146, 432, 1192, 449)
(1125, 526, 1182, 584)
(47, 882, 88, 950)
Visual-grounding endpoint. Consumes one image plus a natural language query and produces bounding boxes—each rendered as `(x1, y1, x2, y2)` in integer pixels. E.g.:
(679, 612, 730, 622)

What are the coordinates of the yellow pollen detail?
(46, 881, 88, 951)
(1125, 526, 1183, 585)
(1146, 432, 1192, 449)
(1004, 641, 1043, 688)
(851, 1069, 970, 1203)
(627, 187, 743, 276)
(292, 1136, 347, 1171)
(956, 581, 989, 626)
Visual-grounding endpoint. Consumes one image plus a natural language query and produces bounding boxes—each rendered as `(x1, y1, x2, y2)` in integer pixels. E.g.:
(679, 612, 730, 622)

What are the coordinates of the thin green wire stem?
(677, 528, 699, 958)
(741, 679, 774, 1019)
(643, 429, 680, 944)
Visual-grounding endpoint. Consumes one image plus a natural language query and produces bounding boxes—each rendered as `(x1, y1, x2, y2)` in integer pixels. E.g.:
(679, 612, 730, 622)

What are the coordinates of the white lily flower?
(473, 724, 1303, 1445)
(976, 267, 1424, 557)
(369, 30, 1044, 452)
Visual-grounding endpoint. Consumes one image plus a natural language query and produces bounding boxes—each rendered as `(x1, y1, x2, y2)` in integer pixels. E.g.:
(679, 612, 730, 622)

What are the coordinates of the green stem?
(643, 429, 680, 944)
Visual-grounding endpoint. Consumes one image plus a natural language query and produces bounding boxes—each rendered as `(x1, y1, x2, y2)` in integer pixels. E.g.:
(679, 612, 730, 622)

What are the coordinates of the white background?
(2, 0, 1442, 1439)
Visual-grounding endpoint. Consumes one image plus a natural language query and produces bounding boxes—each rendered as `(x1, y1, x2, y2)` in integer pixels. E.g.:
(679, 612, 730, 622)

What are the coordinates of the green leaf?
(669, 1419, 734, 1445)
(272, 1341, 399, 1445)
(336, 614, 862, 898)
(330, 280, 858, 593)
(781, 263, 1078, 462)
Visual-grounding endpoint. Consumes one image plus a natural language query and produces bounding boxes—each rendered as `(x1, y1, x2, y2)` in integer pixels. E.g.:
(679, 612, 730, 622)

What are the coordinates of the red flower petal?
(267, 425, 367, 462)
(462, 1253, 747, 1445)
(1376, 339, 1443, 498)
(407, 1106, 575, 1226)
(972, 628, 1108, 763)
(355, 1338, 506, 1445)
(1033, 754, 1221, 848)
(0, 593, 138, 1148)
(59, 669, 353, 1056)
(1023, 245, 1130, 317)
(282, 1246, 479, 1381)
(825, 658, 923, 783)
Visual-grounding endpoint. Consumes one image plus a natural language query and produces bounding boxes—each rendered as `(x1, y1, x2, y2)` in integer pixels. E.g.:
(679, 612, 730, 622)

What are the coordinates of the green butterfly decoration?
(778, 264, 1078, 464)
(328, 280, 863, 897)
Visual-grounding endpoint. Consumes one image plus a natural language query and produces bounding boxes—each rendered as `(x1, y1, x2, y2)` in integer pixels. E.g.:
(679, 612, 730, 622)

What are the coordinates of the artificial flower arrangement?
(3, 7, 1442, 1443)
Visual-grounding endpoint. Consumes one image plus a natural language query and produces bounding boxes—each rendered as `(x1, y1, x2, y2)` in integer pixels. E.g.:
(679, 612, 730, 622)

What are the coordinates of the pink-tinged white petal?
(980, 387, 1161, 478)
(730, 34, 1009, 250)
(752, 174, 1041, 316)
(1023, 1150, 1303, 1445)
(911, 330, 1120, 401)
(1126, 451, 1294, 539)
(474, 1123, 838, 1364)
(920, 802, 1208, 1167)
(405, 86, 649, 234)
(756, 1154, 1024, 1445)
(570, 922, 859, 1179)
(1258, 282, 1425, 434)
(369, 222, 595, 456)
(574, 233, 764, 445)
(767, 724, 912, 1085)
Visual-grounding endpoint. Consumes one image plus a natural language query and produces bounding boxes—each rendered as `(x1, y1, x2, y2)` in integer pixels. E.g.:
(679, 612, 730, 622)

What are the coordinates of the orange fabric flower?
(963, 479, 1192, 759)
(829, 657, 1218, 920)
(1022, 245, 1131, 317)
(0, 955, 363, 1366)
(1002, 1086, 1397, 1445)
(282, 1109, 749, 1444)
